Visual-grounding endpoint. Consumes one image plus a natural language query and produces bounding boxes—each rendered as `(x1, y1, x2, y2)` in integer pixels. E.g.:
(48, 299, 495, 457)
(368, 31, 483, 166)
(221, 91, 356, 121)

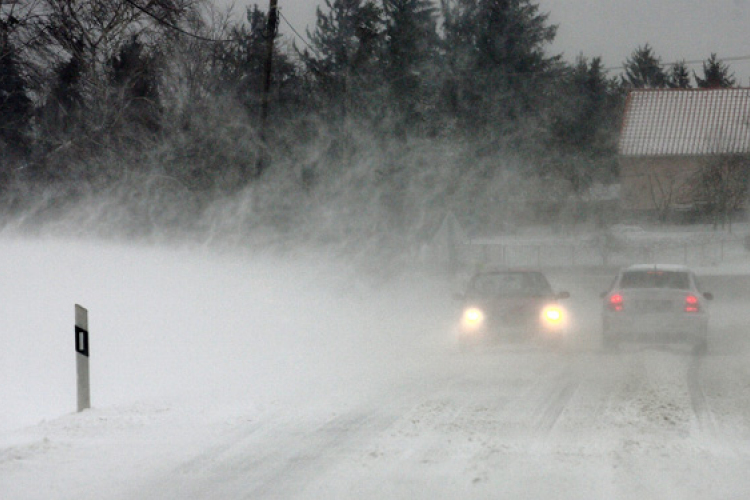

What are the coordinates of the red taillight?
(685, 295, 699, 313)
(609, 294, 623, 311)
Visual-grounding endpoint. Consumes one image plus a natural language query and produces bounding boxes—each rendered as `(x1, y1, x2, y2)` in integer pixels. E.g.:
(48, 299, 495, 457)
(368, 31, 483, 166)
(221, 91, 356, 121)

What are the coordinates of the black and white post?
(75, 304, 90, 412)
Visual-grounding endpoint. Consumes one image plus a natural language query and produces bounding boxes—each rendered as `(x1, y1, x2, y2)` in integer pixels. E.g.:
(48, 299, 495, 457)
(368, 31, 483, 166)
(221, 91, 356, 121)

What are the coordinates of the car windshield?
(469, 272, 552, 297)
(619, 270, 690, 290)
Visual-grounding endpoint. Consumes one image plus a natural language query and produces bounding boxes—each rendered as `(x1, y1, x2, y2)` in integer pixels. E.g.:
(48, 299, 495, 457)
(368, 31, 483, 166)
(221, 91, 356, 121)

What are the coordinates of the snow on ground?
(3, 234, 750, 499)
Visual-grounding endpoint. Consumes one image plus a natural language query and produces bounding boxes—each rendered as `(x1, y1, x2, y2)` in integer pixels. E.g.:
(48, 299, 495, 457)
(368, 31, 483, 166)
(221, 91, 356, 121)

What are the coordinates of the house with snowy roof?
(618, 88, 750, 219)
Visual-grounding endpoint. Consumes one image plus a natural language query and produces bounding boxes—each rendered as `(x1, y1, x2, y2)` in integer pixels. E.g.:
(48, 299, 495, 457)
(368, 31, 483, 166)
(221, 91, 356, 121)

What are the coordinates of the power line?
(279, 10, 320, 57)
(277, 11, 750, 80)
(122, 0, 234, 43)
(605, 54, 750, 73)
(123, 0, 750, 78)
(124, 0, 319, 55)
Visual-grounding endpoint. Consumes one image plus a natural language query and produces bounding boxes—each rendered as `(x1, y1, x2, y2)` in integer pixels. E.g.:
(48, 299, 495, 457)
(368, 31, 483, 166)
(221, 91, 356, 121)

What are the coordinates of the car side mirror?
(556, 291, 570, 300)
(703, 292, 714, 301)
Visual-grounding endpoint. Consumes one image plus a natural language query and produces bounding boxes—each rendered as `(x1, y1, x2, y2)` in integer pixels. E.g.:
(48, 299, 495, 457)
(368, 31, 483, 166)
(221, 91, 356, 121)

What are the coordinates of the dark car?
(455, 270, 570, 347)
(601, 264, 713, 352)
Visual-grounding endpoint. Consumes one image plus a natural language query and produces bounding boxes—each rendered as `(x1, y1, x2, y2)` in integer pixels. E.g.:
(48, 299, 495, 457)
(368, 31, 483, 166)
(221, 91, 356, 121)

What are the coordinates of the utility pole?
(261, 0, 279, 127)
(256, 0, 279, 177)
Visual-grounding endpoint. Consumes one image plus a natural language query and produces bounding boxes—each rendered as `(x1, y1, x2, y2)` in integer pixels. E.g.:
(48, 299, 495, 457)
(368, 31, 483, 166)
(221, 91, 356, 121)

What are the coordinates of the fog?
(0, 236, 457, 432)
(5, 231, 750, 498)
(6, 0, 750, 494)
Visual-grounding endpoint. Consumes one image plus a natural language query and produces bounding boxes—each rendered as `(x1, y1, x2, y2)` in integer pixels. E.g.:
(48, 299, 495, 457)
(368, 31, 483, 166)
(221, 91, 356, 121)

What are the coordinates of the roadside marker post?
(75, 304, 90, 412)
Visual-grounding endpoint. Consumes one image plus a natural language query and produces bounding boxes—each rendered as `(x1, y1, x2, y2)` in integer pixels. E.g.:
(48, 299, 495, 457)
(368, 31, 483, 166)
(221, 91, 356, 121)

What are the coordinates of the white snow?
(3, 235, 750, 499)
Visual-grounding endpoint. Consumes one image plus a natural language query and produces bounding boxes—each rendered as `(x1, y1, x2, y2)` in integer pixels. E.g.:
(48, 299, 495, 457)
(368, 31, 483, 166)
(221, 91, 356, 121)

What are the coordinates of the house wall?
(619, 156, 706, 211)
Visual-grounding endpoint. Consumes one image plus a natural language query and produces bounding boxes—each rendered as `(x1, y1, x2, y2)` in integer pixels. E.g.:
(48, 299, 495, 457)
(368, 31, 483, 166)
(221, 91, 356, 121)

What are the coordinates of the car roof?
(623, 264, 692, 273)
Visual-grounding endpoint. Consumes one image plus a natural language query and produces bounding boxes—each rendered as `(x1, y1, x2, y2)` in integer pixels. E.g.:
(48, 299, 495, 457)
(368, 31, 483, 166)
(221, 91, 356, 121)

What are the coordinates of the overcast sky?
(240, 0, 750, 85)
(540, 0, 750, 84)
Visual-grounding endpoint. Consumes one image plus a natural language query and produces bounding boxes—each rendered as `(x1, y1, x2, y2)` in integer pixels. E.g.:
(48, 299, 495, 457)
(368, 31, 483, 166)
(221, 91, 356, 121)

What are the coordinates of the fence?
(463, 236, 743, 270)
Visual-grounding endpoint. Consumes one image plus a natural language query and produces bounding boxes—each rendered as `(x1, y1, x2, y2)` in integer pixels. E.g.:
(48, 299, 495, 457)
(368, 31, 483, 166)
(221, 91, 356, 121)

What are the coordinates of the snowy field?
(3, 236, 750, 499)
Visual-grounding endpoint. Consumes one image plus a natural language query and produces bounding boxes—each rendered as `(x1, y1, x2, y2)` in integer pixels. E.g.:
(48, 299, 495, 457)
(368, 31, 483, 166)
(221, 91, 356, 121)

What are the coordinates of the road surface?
(3, 259, 750, 500)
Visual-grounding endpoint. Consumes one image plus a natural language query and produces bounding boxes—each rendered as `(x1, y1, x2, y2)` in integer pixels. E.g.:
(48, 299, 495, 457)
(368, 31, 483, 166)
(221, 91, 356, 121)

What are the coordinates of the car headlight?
(541, 305, 565, 329)
(461, 307, 485, 331)
(544, 306, 562, 322)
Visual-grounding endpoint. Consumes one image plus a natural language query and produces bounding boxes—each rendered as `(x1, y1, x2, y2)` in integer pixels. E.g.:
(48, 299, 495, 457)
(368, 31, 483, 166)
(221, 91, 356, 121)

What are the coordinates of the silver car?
(601, 264, 713, 352)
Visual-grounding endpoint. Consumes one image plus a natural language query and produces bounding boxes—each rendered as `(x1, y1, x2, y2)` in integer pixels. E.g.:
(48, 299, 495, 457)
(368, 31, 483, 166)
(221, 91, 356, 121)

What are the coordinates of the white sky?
(238, 0, 750, 85)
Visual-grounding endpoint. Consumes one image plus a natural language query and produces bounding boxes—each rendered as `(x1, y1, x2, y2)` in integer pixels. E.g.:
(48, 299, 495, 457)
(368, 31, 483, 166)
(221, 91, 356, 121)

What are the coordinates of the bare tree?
(691, 155, 750, 230)
(645, 168, 682, 223)
(19, 0, 201, 180)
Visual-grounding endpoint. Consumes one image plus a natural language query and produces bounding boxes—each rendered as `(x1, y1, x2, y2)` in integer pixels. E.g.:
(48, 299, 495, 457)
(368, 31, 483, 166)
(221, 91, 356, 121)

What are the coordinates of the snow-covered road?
(133, 349, 750, 499)
(2, 239, 750, 499)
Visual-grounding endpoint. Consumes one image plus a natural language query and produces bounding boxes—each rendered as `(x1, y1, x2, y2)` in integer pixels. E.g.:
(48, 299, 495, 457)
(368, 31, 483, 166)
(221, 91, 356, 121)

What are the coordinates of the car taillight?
(685, 295, 699, 313)
(608, 294, 623, 311)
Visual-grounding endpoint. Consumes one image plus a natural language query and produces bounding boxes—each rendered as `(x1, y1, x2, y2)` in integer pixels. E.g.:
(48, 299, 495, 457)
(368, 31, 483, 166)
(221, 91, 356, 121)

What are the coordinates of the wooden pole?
(261, 0, 279, 126)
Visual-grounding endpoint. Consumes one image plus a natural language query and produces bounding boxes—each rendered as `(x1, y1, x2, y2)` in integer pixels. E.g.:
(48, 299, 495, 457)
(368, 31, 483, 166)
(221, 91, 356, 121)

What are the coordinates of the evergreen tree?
(695, 53, 736, 88)
(110, 36, 162, 134)
(440, 0, 559, 129)
(225, 6, 301, 119)
(46, 46, 86, 133)
(548, 55, 622, 192)
(29, 47, 88, 183)
(667, 60, 691, 88)
(557, 56, 614, 149)
(301, 0, 384, 120)
(0, 29, 32, 159)
(219, 7, 269, 96)
(622, 44, 667, 89)
(381, 0, 440, 132)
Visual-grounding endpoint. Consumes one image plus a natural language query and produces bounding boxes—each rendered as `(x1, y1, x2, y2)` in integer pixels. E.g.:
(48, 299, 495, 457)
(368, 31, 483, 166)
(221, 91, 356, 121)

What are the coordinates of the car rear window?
(619, 270, 690, 290)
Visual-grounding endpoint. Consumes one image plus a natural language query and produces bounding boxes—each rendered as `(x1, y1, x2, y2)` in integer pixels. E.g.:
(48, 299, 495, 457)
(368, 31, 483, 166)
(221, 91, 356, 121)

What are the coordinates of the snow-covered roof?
(619, 88, 750, 157)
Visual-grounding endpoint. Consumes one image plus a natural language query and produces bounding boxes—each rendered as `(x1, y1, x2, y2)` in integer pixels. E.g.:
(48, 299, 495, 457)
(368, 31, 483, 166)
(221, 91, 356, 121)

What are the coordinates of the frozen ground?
(3, 236, 750, 499)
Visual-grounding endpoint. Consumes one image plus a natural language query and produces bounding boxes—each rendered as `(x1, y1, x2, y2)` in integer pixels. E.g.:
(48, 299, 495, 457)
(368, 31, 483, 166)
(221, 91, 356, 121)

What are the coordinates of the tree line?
(0, 0, 742, 241)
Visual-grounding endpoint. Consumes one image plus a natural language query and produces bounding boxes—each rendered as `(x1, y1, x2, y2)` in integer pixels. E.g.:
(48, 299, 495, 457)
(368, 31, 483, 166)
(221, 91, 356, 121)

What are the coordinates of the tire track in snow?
(249, 355, 560, 496)
(171, 417, 273, 477)
(533, 368, 580, 436)
(241, 364, 522, 499)
(687, 352, 715, 436)
(243, 410, 398, 500)
(521, 359, 582, 455)
(133, 351, 574, 499)
(139, 363, 494, 500)
(135, 407, 403, 500)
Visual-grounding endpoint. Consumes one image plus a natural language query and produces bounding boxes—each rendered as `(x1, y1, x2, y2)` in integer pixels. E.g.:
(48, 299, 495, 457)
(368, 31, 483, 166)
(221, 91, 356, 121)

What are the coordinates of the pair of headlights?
(461, 305, 565, 330)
